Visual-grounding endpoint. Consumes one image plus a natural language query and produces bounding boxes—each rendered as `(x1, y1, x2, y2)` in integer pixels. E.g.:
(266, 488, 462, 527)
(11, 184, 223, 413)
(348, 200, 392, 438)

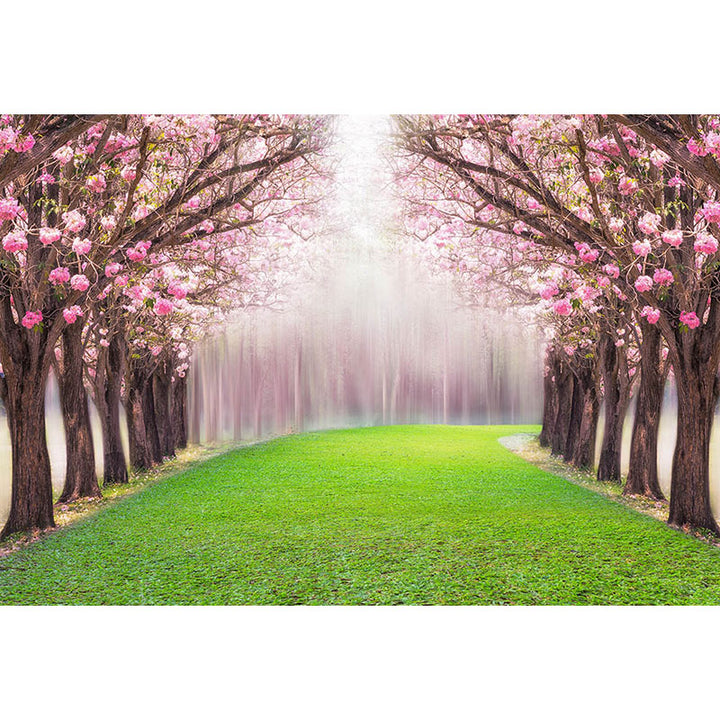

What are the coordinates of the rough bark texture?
(549, 357, 574, 456)
(0, 365, 55, 538)
(172, 373, 188, 450)
(56, 319, 101, 503)
(99, 332, 129, 484)
(569, 358, 599, 470)
(563, 373, 584, 464)
(668, 349, 720, 534)
(539, 348, 558, 448)
(624, 323, 665, 499)
(125, 366, 154, 471)
(142, 378, 163, 464)
(153, 360, 176, 459)
(597, 336, 631, 484)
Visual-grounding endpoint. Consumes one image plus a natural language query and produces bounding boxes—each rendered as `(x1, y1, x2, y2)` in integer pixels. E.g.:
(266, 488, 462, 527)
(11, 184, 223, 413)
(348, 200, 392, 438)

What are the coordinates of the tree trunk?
(172, 373, 188, 450)
(563, 372, 584, 464)
(142, 376, 163, 464)
(624, 323, 665, 499)
(153, 361, 175, 458)
(100, 332, 129, 485)
(56, 319, 101, 503)
(549, 357, 574, 456)
(668, 358, 720, 533)
(0, 366, 55, 538)
(539, 348, 558, 448)
(597, 336, 630, 484)
(570, 360, 599, 470)
(125, 367, 154, 471)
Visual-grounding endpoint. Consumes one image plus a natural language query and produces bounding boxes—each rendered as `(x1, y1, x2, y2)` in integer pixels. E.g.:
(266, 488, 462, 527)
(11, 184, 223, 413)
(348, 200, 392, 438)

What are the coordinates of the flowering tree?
(394, 114, 718, 532)
(0, 114, 332, 537)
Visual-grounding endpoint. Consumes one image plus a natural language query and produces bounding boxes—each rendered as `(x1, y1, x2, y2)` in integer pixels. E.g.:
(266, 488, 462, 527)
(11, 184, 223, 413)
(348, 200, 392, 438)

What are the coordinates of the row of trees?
(0, 114, 331, 538)
(394, 114, 720, 536)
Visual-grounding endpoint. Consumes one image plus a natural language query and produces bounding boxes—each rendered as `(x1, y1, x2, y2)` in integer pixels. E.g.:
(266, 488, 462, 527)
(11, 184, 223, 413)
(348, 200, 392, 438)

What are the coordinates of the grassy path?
(2, 425, 720, 605)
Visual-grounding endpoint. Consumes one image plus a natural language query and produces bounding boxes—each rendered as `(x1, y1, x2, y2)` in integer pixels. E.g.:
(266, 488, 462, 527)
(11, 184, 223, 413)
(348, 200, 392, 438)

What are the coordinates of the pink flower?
(667, 175, 685, 188)
(63, 305, 83, 324)
(603, 263, 620, 279)
(694, 233, 719, 255)
(680, 311, 700, 329)
(702, 201, 720, 224)
(185, 196, 201, 210)
(618, 177, 639, 195)
(39, 227, 61, 245)
(15, 135, 35, 152)
(0, 197, 20, 221)
(86, 174, 106, 193)
(48, 267, 71, 285)
(588, 168, 603, 184)
(150, 345, 163, 356)
(653, 268, 674, 286)
(100, 215, 117, 231)
(100, 338, 110, 348)
(632, 240, 652, 257)
(114, 274, 129, 287)
(72, 237, 92, 255)
(650, 149, 670, 168)
(552, 298, 572, 316)
(131, 204, 151, 222)
(687, 137, 709, 157)
(120, 167, 136, 183)
(608, 217, 624, 233)
(154, 298, 174, 316)
(63, 210, 87, 233)
(634, 275, 654, 293)
(640, 305, 660, 324)
(2, 230, 27, 253)
(70, 274, 90, 292)
(597, 276, 610, 288)
(662, 229, 683, 248)
(574, 242, 599, 263)
(638, 212, 661, 235)
(21, 310, 43, 329)
(168, 281, 187, 300)
(105, 262, 122, 278)
(36, 170, 56, 185)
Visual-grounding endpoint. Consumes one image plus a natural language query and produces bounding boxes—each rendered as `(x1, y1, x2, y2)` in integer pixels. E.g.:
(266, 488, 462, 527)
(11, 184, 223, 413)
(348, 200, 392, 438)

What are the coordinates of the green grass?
(2, 424, 720, 604)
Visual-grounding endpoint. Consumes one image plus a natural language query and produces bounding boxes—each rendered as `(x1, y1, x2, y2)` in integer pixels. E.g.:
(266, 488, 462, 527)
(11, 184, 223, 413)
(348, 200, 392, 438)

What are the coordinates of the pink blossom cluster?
(39, 227, 62, 245)
(63, 305, 83, 324)
(640, 305, 660, 324)
(21, 310, 42, 329)
(694, 233, 719, 255)
(0, 197, 20, 221)
(63, 210, 87, 233)
(680, 311, 700, 329)
(48, 267, 71, 285)
(2, 230, 27, 253)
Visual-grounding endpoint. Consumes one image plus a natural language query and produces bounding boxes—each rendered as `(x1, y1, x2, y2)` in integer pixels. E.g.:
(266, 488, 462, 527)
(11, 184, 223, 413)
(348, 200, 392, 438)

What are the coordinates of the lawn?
(2, 424, 720, 605)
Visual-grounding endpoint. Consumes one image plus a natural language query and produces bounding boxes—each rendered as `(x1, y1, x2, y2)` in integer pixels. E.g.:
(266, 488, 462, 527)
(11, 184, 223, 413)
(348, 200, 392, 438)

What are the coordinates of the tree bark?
(99, 331, 129, 484)
(0, 364, 55, 537)
(597, 336, 631, 484)
(152, 360, 176, 459)
(125, 365, 154, 471)
(56, 319, 101, 503)
(539, 348, 558, 448)
(624, 323, 666, 499)
(172, 373, 188, 450)
(569, 359, 599, 470)
(667, 353, 720, 534)
(549, 356, 574, 456)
